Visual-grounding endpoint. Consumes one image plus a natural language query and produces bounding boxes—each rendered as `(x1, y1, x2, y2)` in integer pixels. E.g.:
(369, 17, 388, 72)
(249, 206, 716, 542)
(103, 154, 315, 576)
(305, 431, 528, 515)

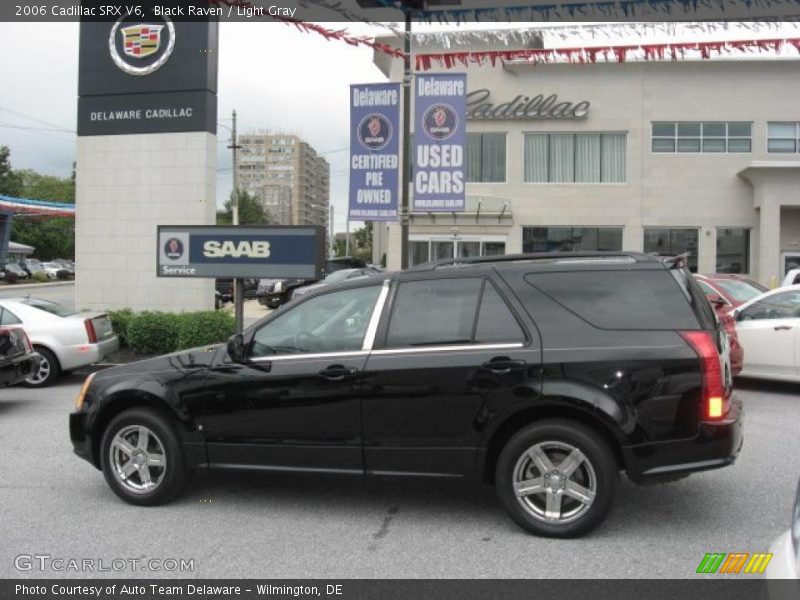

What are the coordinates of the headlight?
(792, 480, 800, 558)
(273, 281, 284, 292)
(74, 372, 95, 410)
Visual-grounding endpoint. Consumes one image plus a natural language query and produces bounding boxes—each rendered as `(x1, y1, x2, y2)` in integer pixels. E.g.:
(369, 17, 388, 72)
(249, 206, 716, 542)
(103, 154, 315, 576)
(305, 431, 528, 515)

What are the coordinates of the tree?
(11, 217, 74, 260)
(0, 146, 21, 197)
(216, 189, 272, 225)
(16, 169, 75, 203)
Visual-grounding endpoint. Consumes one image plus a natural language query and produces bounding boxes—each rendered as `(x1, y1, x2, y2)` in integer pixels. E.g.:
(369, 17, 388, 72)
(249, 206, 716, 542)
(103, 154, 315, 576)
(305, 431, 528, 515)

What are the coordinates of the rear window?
(20, 298, 77, 318)
(713, 279, 765, 303)
(525, 270, 701, 330)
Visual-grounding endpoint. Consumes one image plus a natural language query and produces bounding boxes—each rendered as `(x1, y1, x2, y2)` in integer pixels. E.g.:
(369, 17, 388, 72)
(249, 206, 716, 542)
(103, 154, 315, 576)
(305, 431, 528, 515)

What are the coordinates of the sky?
(0, 19, 798, 232)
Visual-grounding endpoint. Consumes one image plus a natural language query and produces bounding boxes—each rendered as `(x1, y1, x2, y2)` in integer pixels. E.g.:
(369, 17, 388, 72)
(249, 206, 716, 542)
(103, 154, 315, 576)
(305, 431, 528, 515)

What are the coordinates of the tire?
(24, 346, 60, 387)
(266, 298, 281, 310)
(100, 408, 190, 506)
(495, 419, 618, 538)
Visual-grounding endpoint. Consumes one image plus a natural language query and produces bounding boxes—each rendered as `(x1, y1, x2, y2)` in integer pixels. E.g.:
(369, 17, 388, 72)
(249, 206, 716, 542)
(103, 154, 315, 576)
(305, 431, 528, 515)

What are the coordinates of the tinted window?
(0, 307, 21, 325)
(526, 270, 701, 330)
(713, 279, 763, 304)
(475, 283, 526, 344)
(740, 291, 800, 321)
(251, 285, 381, 356)
(386, 278, 482, 347)
(20, 298, 77, 317)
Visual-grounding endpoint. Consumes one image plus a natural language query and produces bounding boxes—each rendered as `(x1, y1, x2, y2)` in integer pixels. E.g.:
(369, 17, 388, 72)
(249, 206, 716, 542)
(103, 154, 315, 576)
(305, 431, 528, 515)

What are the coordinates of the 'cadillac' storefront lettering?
(467, 89, 590, 120)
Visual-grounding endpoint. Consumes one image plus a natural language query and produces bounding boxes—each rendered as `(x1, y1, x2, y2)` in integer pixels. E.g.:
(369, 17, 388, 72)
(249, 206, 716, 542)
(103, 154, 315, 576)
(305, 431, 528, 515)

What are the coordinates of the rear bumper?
(766, 530, 799, 579)
(58, 336, 119, 371)
(0, 353, 39, 387)
(625, 394, 744, 482)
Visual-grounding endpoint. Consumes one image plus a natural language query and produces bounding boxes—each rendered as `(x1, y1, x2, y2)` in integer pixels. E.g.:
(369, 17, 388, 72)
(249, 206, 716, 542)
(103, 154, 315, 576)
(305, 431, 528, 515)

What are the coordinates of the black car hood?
(93, 345, 221, 381)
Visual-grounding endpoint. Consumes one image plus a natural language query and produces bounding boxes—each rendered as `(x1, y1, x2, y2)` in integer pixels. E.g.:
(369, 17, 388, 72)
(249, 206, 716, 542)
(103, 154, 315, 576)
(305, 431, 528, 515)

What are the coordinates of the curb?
(1, 281, 75, 291)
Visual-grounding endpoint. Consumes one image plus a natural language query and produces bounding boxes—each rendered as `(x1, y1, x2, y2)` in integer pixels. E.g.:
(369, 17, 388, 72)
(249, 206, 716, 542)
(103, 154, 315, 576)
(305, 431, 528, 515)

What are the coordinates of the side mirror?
(227, 333, 246, 363)
(732, 308, 741, 321)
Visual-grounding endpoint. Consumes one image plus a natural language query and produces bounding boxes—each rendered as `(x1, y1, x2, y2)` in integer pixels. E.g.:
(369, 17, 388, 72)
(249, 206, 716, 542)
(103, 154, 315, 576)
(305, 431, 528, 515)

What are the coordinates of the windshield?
(714, 279, 766, 303)
(324, 269, 359, 283)
(20, 298, 78, 318)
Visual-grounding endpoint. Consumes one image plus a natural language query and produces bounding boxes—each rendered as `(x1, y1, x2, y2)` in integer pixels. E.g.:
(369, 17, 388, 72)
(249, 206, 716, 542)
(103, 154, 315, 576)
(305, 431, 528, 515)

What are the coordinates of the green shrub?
(32, 271, 48, 283)
(120, 309, 235, 355)
(177, 311, 235, 349)
(126, 312, 181, 355)
(107, 308, 134, 347)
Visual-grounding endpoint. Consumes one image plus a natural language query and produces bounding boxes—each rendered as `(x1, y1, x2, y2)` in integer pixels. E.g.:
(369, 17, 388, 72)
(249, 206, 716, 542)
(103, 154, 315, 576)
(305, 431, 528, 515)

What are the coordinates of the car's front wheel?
(496, 419, 618, 538)
(24, 346, 60, 387)
(100, 408, 190, 506)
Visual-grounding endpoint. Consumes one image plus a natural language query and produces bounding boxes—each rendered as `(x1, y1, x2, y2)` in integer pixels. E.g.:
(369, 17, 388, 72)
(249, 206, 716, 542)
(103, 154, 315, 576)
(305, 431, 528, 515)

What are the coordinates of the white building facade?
(373, 49, 800, 286)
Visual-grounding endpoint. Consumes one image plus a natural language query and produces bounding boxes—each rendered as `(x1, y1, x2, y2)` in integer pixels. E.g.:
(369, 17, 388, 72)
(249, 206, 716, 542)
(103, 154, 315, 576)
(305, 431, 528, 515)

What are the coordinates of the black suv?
(70, 252, 742, 537)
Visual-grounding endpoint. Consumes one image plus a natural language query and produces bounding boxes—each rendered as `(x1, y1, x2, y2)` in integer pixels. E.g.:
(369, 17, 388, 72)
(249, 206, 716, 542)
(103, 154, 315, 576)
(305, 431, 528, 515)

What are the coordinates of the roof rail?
(646, 252, 691, 270)
(408, 251, 656, 272)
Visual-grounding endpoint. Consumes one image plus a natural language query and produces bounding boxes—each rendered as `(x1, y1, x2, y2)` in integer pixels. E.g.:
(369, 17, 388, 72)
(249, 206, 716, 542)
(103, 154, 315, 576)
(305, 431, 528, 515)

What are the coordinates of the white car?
(0, 297, 118, 387)
(783, 268, 800, 287)
(766, 477, 800, 579)
(40, 262, 65, 280)
(733, 285, 800, 382)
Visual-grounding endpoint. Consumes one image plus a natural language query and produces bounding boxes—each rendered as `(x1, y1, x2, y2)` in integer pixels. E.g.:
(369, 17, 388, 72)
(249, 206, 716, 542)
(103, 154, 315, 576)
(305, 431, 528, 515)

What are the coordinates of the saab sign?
(157, 226, 325, 279)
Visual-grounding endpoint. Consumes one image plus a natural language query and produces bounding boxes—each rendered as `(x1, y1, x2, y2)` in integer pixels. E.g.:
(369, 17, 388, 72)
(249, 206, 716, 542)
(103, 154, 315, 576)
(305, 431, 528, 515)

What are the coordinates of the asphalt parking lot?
(0, 376, 797, 579)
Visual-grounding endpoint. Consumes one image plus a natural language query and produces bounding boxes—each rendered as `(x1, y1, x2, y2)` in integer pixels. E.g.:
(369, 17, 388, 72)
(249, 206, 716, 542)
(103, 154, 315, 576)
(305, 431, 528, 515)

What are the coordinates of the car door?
(202, 282, 387, 472)
(736, 290, 800, 379)
(361, 274, 540, 477)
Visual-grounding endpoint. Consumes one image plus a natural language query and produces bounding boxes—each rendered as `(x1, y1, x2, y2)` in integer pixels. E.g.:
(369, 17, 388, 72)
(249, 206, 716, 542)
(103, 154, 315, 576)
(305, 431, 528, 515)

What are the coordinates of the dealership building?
(372, 36, 800, 286)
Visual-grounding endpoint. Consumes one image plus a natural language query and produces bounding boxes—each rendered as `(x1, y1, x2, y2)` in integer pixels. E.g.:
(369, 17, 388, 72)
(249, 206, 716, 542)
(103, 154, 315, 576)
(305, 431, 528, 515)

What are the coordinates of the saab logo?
(422, 104, 458, 141)
(203, 240, 271, 259)
(163, 237, 184, 260)
(109, 18, 176, 76)
(358, 114, 393, 151)
(696, 552, 773, 574)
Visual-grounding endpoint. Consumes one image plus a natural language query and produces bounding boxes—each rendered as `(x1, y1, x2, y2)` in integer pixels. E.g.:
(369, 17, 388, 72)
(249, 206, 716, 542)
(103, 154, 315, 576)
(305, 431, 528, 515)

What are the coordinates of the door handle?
(481, 357, 527, 374)
(318, 365, 358, 381)
(774, 325, 793, 331)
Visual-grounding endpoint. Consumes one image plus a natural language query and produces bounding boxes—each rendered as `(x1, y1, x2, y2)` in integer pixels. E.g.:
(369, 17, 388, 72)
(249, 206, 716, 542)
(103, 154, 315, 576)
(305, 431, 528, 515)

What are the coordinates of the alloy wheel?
(26, 353, 50, 385)
(512, 441, 597, 525)
(109, 425, 167, 494)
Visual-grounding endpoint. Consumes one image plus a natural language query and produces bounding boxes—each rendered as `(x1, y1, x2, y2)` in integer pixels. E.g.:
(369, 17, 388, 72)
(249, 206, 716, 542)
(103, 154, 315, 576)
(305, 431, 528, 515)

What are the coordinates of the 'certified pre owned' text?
(90, 108, 194, 122)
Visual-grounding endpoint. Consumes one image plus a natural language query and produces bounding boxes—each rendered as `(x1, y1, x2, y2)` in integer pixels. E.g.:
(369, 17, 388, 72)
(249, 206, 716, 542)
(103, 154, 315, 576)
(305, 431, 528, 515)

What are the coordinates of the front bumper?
(625, 394, 744, 481)
(58, 335, 119, 371)
(69, 410, 95, 466)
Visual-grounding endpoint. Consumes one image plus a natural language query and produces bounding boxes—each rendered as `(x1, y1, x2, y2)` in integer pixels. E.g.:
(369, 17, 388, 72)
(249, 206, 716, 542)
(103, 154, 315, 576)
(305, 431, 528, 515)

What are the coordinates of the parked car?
(783, 268, 800, 287)
(257, 257, 368, 309)
(694, 274, 767, 376)
(70, 252, 741, 538)
(51, 259, 75, 276)
(765, 476, 800, 579)
(23, 258, 45, 277)
(1, 263, 29, 282)
(40, 262, 70, 280)
(0, 326, 39, 387)
(733, 284, 800, 382)
(291, 267, 382, 299)
(0, 298, 119, 387)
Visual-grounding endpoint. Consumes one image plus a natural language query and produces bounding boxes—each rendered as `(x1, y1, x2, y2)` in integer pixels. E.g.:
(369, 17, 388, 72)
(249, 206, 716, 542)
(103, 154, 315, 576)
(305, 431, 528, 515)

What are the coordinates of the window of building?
(643, 228, 699, 272)
(522, 227, 623, 253)
(524, 133, 626, 183)
(767, 122, 800, 153)
(651, 122, 752, 153)
(466, 133, 506, 183)
(716, 228, 750, 274)
(408, 239, 507, 267)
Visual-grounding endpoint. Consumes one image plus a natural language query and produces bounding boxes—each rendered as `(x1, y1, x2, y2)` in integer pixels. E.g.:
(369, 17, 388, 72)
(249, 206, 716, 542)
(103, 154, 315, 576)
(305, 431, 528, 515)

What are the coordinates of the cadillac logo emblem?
(109, 17, 175, 76)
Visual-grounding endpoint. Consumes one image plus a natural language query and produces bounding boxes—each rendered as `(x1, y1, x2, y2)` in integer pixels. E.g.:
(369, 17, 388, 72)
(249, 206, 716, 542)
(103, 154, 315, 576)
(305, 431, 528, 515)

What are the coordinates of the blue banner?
(413, 73, 467, 212)
(349, 83, 400, 221)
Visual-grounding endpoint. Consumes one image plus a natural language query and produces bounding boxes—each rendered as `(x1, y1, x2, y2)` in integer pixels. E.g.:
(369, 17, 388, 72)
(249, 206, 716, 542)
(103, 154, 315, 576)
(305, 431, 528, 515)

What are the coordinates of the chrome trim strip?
(251, 351, 368, 363)
(362, 279, 391, 351)
(370, 342, 524, 356)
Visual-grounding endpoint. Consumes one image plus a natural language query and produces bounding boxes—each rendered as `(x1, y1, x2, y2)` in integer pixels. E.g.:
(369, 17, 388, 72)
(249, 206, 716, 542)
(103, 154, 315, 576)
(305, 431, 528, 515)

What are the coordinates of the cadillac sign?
(466, 89, 590, 120)
(109, 18, 176, 76)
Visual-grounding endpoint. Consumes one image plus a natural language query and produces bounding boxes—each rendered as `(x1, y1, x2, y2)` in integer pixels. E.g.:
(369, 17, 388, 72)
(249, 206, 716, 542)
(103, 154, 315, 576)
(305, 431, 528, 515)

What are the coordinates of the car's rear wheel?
(100, 408, 190, 506)
(496, 419, 617, 538)
(24, 346, 59, 387)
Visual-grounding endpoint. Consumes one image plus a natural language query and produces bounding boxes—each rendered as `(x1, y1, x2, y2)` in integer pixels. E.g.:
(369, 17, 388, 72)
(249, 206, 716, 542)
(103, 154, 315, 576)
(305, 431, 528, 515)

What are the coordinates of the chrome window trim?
(362, 279, 391, 351)
(370, 342, 524, 356)
(251, 351, 368, 363)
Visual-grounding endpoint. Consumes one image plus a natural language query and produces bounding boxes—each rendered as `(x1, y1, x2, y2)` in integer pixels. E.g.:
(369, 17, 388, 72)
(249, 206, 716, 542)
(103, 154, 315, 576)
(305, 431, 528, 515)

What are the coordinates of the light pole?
(222, 111, 245, 333)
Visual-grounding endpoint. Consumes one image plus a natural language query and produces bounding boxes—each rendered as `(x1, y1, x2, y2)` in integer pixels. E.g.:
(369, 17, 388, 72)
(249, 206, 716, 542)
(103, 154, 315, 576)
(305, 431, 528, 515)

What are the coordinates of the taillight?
(680, 330, 728, 421)
(84, 318, 97, 343)
(19, 329, 32, 353)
